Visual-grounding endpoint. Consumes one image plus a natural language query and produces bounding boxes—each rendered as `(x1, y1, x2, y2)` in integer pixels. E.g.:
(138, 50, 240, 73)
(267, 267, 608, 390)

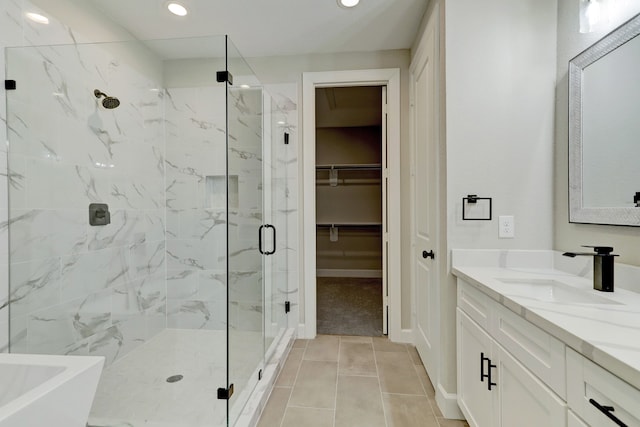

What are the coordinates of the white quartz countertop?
(452, 249, 640, 391)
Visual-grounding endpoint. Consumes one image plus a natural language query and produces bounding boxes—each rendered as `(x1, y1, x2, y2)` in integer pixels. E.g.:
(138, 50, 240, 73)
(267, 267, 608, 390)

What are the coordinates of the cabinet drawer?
(567, 348, 640, 427)
(568, 410, 588, 427)
(492, 303, 566, 399)
(458, 280, 491, 330)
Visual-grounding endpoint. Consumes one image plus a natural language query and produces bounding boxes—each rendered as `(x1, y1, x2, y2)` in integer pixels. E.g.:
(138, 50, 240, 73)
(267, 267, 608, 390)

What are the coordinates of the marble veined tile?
(9, 257, 61, 318)
(0, 0, 23, 49)
(166, 299, 226, 330)
(129, 239, 165, 279)
(88, 209, 165, 252)
(112, 272, 166, 323)
(60, 247, 129, 302)
(9, 209, 87, 262)
(166, 239, 226, 272)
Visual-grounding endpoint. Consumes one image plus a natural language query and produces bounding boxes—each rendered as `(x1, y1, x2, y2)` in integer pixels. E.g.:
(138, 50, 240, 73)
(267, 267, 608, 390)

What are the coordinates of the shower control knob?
(422, 250, 435, 259)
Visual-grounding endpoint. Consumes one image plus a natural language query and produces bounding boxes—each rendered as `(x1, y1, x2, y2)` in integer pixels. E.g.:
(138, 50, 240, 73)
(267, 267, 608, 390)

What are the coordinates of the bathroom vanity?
(453, 250, 640, 427)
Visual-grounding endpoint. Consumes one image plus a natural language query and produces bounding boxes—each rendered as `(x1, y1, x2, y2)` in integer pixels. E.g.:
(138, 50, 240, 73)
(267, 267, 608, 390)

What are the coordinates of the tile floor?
(257, 335, 470, 427)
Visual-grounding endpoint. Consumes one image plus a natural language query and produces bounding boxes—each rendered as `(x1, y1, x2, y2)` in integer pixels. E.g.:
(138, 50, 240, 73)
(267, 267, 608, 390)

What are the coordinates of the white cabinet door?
(568, 410, 589, 427)
(495, 344, 566, 427)
(457, 309, 494, 427)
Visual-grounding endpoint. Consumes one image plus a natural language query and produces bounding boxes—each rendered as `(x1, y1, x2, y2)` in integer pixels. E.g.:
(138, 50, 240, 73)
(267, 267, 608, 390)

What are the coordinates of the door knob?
(422, 250, 435, 259)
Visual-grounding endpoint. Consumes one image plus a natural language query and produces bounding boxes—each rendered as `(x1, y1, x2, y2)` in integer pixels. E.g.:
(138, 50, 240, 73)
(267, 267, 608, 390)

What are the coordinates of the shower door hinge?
(216, 71, 233, 85)
(285, 301, 291, 313)
(217, 384, 234, 400)
(4, 80, 16, 90)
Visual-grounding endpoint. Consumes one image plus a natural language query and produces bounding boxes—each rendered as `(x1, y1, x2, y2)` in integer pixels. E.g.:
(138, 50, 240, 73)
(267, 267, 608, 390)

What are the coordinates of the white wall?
(445, 0, 557, 251)
(410, 0, 558, 408)
(554, 0, 640, 264)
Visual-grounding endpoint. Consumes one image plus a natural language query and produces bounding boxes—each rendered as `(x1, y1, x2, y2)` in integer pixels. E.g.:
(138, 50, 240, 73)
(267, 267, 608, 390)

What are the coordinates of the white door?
(411, 7, 439, 379)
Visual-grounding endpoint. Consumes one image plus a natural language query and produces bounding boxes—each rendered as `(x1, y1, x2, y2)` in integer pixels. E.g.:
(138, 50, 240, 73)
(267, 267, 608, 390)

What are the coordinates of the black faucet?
(562, 246, 618, 292)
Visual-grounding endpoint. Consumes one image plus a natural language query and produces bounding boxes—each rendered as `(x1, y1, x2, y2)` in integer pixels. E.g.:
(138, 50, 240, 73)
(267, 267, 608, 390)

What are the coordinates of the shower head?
(94, 89, 120, 109)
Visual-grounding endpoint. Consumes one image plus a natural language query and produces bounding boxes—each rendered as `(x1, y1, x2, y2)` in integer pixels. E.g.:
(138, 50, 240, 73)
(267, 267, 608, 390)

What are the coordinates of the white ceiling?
(86, 0, 428, 58)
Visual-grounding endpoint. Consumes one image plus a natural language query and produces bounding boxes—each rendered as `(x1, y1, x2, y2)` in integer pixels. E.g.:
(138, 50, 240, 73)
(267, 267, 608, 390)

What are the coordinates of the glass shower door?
(225, 37, 266, 425)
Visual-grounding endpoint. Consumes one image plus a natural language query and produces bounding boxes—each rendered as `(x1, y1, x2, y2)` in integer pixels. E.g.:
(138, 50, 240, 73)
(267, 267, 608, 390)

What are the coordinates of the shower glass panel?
(264, 96, 291, 361)
(4, 34, 288, 427)
(225, 37, 266, 425)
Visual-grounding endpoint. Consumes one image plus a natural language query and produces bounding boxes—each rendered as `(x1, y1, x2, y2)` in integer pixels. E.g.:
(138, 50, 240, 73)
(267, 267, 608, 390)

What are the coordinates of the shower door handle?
(265, 224, 276, 255)
(258, 224, 276, 255)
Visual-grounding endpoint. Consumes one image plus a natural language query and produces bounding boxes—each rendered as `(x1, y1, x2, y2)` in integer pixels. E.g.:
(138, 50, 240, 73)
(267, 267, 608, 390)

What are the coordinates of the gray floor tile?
(281, 407, 334, 427)
(288, 360, 338, 409)
(339, 342, 376, 376)
(335, 375, 385, 427)
(257, 387, 292, 427)
(383, 393, 440, 427)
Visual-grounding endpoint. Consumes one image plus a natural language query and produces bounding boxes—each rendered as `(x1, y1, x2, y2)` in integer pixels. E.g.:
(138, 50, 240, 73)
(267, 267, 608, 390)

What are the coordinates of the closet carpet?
(317, 277, 383, 336)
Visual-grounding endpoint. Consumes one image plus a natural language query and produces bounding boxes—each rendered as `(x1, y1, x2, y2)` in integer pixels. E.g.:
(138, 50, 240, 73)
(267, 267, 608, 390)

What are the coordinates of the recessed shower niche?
(207, 175, 239, 209)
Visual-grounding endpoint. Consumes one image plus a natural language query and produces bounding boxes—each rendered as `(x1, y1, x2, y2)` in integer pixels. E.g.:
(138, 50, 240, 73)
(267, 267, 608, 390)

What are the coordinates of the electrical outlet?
(499, 216, 515, 238)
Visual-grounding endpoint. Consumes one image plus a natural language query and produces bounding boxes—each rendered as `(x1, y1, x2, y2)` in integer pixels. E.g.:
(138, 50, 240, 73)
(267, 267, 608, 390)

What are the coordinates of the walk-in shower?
(4, 34, 293, 426)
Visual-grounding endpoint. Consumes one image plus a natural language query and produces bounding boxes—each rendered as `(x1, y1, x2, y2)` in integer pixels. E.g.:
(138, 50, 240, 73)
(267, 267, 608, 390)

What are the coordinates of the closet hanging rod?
(316, 163, 382, 171)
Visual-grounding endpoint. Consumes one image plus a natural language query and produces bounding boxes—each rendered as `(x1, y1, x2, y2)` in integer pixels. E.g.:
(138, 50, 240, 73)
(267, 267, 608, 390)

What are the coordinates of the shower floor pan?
(88, 329, 261, 427)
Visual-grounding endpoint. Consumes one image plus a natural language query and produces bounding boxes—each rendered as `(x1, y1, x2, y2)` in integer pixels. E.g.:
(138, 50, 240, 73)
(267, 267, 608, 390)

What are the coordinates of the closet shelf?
(316, 163, 382, 171)
(317, 222, 382, 227)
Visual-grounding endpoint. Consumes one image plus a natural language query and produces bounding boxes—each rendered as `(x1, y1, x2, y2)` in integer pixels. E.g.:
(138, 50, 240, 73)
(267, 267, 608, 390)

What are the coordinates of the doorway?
(315, 86, 385, 336)
(301, 69, 401, 341)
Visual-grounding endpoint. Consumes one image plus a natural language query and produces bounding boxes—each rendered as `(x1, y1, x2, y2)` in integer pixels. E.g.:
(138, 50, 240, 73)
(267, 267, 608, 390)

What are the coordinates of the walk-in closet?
(315, 86, 387, 336)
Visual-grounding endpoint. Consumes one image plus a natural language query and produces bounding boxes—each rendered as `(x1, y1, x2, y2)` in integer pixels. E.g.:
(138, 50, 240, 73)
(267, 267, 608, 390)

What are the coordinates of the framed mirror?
(569, 13, 640, 226)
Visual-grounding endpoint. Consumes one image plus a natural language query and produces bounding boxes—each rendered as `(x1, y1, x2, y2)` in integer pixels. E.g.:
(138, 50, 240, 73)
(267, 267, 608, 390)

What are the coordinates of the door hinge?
(285, 301, 291, 313)
(216, 71, 233, 85)
(217, 384, 234, 400)
(5, 80, 16, 90)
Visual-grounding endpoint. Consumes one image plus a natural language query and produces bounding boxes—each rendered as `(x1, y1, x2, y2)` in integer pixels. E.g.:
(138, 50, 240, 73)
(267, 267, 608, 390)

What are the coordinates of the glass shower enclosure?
(4, 34, 289, 426)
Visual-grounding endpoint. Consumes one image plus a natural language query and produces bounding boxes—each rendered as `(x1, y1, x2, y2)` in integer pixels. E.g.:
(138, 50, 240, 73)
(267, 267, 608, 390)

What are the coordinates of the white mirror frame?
(569, 13, 640, 226)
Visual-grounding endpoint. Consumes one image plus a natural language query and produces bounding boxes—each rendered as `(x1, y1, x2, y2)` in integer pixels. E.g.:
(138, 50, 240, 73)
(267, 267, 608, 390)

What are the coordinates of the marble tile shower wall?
(0, 2, 167, 364)
(0, 0, 93, 353)
(165, 86, 268, 333)
(164, 86, 228, 330)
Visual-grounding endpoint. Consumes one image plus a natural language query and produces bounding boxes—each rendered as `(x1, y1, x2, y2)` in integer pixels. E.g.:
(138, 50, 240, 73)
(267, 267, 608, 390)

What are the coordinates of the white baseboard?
(397, 328, 414, 344)
(316, 269, 383, 278)
(436, 383, 465, 420)
(298, 323, 313, 339)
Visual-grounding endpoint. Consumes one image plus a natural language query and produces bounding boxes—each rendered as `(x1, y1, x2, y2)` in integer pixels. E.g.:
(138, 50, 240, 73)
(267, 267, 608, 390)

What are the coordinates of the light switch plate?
(499, 215, 514, 238)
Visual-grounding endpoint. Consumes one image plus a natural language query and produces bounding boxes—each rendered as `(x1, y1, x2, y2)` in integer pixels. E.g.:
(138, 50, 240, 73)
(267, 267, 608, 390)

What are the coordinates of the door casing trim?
(300, 68, 402, 341)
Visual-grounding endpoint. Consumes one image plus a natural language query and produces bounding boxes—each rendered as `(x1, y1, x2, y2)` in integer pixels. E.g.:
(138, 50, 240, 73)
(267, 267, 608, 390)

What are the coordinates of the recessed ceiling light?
(338, 0, 360, 8)
(26, 12, 49, 24)
(167, 2, 188, 16)
(240, 84, 251, 89)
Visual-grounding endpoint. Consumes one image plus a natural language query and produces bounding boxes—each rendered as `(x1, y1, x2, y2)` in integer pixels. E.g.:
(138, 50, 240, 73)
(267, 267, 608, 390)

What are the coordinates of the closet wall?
(315, 87, 383, 277)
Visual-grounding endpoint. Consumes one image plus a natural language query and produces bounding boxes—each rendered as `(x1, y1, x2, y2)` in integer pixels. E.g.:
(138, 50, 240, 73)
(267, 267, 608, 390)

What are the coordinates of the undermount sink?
(498, 278, 621, 305)
(0, 353, 104, 427)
